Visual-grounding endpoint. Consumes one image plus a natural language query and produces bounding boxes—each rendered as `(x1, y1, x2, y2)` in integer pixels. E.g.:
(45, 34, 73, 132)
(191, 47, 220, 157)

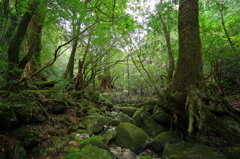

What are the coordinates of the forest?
(0, 0, 240, 158)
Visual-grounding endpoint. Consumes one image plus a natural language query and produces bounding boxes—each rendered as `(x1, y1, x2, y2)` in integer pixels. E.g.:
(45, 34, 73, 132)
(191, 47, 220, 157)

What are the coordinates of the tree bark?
(7, 0, 39, 82)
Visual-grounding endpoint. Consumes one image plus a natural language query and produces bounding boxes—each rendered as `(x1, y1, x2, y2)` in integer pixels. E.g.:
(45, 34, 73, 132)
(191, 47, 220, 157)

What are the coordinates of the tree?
(7, 0, 40, 83)
(162, 0, 240, 144)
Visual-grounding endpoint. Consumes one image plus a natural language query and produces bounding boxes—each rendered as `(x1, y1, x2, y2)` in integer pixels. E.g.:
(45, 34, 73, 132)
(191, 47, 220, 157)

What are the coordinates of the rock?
(116, 107, 138, 117)
(152, 111, 171, 126)
(61, 146, 113, 159)
(133, 109, 166, 137)
(83, 114, 104, 134)
(162, 142, 226, 159)
(223, 147, 240, 159)
(51, 101, 67, 114)
(106, 111, 132, 124)
(77, 136, 110, 152)
(151, 131, 175, 152)
(102, 127, 116, 145)
(115, 122, 150, 154)
(5, 140, 27, 159)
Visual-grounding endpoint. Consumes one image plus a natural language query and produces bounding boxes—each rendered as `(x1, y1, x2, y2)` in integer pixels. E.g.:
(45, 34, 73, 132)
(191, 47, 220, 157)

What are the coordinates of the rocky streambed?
(0, 90, 240, 159)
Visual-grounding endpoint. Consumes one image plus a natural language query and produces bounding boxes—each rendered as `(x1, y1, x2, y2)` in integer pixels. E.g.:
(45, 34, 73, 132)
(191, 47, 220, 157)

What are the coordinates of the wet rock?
(115, 122, 150, 154)
(62, 146, 113, 159)
(106, 111, 133, 123)
(116, 107, 138, 117)
(133, 109, 166, 137)
(151, 131, 175, 152)
(223, 147, 240, 159)
(162, 142, 226, 159)
(5, 140, 27, 159)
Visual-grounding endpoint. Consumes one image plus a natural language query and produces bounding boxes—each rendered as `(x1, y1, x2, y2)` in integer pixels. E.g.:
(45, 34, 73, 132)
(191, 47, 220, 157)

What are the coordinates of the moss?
(152, 131, 175, 151)
(140, 156, 150, 159)
(5, 140, 26, 159)
(61, 146, 113, 159)
(64, 147, 80, 154)
(115, 122, 149, 154)
(162, 142, 226, 159)
(77, 136, 109, 152)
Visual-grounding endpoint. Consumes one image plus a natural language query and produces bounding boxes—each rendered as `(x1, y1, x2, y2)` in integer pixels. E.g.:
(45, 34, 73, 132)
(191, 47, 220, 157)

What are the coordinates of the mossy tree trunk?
(7, 0, 39, 83)
(162, 0, 240, 144)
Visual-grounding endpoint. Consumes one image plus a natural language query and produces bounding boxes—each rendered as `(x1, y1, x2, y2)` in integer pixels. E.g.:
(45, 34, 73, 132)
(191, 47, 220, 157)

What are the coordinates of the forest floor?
(0, 87, 240, 158)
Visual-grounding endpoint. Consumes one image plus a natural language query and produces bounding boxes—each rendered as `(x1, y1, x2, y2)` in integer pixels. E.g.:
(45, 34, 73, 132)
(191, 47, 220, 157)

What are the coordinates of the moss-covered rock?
(140, 156, 150, 159)
(61, 146, 113, 159)
(77, 136, 110, 152)
(64, 147, 80, 154)
(83, 114, 104, 134)
(5, 140, 27, 159)
(115, 122, 150, 154)
(152, 131, 175, 152)
(133, 109, 166, 137)
(222, 147, 240, 159)
(116, 107, 138, 117)
(162, 142, 226, 159)
(106, 111, 132, 124)
(102, 128, 116, 145)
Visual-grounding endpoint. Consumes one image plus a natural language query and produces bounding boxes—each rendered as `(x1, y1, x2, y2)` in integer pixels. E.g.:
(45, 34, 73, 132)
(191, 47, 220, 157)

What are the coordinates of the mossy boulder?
(77, 136, 110, 152)
(152, 110, 171, 126)
(115, 122, 150, 154)
(151, 131, 175, 152)
(222, 147, 240, 159)
(102, 128, 116, 145)
(5, 140, 27, 159)
(116, 107, 138, 117)
(64, 147, 80, 154)
(83, 114, 104, 134)
(162, 142, 226, 159)
(61, 146, 113, 159)
(133, 109, 166, 137)
(106, 111, 132, 125)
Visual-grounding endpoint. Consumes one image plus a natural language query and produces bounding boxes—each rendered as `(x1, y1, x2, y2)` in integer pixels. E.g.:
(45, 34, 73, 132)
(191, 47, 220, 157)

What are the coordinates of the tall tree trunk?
(22, 5, 46, 80)
(163, 0, 240, 144)
(7, 0, 39, 82)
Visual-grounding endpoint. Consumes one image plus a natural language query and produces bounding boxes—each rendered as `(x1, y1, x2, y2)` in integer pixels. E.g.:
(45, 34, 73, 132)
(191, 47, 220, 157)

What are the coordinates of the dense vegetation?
(0, 0, 240, 158)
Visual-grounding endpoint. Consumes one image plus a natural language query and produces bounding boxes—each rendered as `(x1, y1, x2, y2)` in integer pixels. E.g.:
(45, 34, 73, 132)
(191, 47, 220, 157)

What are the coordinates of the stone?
(152, 131, 175, 152)
(61, 146, 113, 159)
(51, 101, 67, 114)
(102, 127, 116, 145)
(162, 142, 226, 159)
(83, 114, 104, 134)
(133, 109, 166, 137)
(116, 107, 138, 117)
(115, 122, 150, 154)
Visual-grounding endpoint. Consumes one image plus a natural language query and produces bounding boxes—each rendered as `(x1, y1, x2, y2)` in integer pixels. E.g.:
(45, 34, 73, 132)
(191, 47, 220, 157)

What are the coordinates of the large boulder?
(133, 108, 166, 137)
(162, 142, 226, 159)
(115, 122, 150, 154)
(116, 107, 138, 117)
(151, 131, 175, 152)
(61, 146, 113, 159)
(83, 114, 104, 134)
